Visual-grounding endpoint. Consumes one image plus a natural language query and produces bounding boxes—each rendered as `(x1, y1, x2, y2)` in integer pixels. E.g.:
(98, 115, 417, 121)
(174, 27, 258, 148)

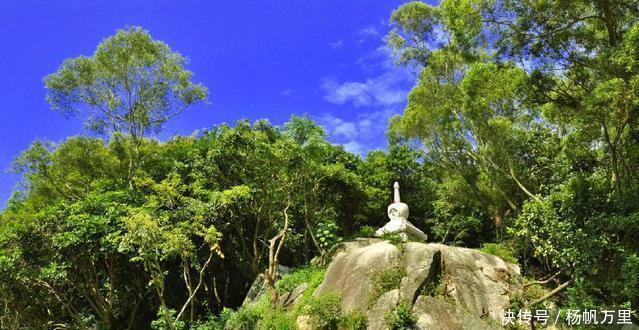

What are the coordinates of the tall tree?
(44, 27, 208, 186)
(45, 26, 208, 140)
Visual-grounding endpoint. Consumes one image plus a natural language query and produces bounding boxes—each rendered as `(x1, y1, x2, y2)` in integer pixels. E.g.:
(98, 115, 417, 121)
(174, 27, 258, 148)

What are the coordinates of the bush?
(221, 265, 330, 330)
(421, 265, 444, 297)
(304, 292, 343, 329)
(522, 282, 550, 304)
(340, 310, 368, 330)
(225, 298, 267, 330)
(385, 301, 417, 330)
(355, 225, 376, 238)
(189, 314, 225, 330)
(276, 266, 324, 294)
(479, 243, 518, 263)
(380, 232, 406, 252)
(257, 307, 296, 330)
(151, 307, 185, 330)
(369, 266, 406, 305)
(316, 222, 343, 251)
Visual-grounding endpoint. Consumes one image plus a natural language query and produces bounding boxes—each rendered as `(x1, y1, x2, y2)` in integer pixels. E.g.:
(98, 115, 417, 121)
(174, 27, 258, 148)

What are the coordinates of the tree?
(472, 0, 639, 194)
(386, 0, 639, 311)
(386, 2, 557, 244)
(45, 26, 207, 140)
(44, 27, 208, 186)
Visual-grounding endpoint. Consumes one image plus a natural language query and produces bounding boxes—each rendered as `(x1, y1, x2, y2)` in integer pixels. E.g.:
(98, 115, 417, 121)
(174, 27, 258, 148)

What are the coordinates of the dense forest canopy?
(1, 0, 638, 328)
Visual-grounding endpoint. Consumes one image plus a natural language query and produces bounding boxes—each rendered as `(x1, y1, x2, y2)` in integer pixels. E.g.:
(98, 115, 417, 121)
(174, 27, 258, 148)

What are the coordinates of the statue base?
(375, 219, 428, 242)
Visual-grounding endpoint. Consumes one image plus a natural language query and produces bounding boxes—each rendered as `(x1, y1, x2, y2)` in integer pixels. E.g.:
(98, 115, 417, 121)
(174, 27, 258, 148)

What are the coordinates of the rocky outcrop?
(242, 265, 291, 305)
(314, 239, 520, 329)
(241, 239, 520, 329)
(314, 239, 403, 313)
(412, 296, 496, 329)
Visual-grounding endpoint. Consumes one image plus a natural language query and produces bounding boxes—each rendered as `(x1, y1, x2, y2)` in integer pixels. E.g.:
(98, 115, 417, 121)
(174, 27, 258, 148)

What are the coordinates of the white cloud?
(333, 121, 358, 139)
(329, 40, 344, 50)
(359, 26, 379, 37)
(318, 108, 400, 156)
(342, 140, 365, 155)
(281, 88, 292, 96)
(317, 21, 417, 155)
(321, 68, 410, 107)
(322, 45, 416, 108)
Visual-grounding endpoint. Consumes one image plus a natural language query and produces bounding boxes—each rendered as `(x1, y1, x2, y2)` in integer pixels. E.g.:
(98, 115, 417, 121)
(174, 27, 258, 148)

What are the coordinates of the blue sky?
(0, 0, 428, 206)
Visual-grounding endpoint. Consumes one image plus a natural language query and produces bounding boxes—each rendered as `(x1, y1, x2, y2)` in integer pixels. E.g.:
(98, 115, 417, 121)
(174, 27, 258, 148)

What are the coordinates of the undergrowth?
(385, 301, 417, 330)
(223, 266, 369, 329)
(479, 243, 518, 263)
(369, 266, 406, 306)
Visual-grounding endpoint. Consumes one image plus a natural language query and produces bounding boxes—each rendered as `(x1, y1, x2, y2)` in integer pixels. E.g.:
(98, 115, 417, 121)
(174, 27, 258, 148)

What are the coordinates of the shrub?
(522, 282, 550, 304)
(257, 307, 296, 330)
(479, 243, 518, 263)
(317, 222, 343, 251)
(369, 266, 406, 305)
(290, 267, 327, 318)
(223, 266, 328, 330)
(385, 301, 417, 330)
(151, 307, 185, 330)
(276, 266, 324, 294)
(189, 314, 225, 330)
(340, 310, 368, 330)
(421, 267, 445, 297)
(224, 297, 267, 330)
(304, 292, 342, 329)
(356, 225, 376, 238)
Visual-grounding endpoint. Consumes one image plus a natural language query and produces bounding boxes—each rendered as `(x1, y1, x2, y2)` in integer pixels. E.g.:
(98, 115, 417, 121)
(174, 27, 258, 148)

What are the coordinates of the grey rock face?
(366, 289, 399, 330)
(242, 265, 291, 305)
(241, 240, 519, 329)
(412, 295, 497, 330)
(314, 240, 520, 328)
(313, 240, 402, 313)
(277, 282, 309, 308)
(399, 243, 441, 304)
(434, 243, 521, 319)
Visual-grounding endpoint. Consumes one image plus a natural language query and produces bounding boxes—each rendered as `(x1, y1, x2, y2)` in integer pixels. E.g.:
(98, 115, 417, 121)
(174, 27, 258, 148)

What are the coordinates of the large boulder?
(313, 239, 520, 329)
(367, 289, 399, 329)
(412, 295, 496, 330)
(242, 265, 291, 305)
(313, 239, 402, 313)
(433, 243, 521, 319)
(240, 240, 519, 329)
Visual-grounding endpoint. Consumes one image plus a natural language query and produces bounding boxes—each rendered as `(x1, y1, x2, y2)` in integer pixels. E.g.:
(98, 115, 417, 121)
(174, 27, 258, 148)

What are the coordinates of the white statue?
(375, 182, 428, 241)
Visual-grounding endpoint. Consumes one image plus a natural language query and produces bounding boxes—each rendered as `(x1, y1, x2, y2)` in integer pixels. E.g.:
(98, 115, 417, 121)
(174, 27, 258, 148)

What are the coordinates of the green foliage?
(188, 314, 226, 330)
(385, 0, 639, 313)
(380, 232, 406, 252)
(152, 308, 185, 330)
(385, 301, 417, 330)
(44, 26, 207, 138)
(421, 267, 444, 298)
(221, 265, 327, 329)
(340, 310, 368, 330)
(479, 243, 517, 263)
(4, 0, 639, 326)
(256, 308, 296, 330)
(355, 225, 375, 238)
(304, 292, 343, 329)
(0, 116, 374, 328)
(226, 295, 296, 330)
(316, 222, 343, 251)
(522, 283, 550, 306)
(369, 266, 406, 305)
(224, 298, 265, 330)
(276, 266, 324, 294)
